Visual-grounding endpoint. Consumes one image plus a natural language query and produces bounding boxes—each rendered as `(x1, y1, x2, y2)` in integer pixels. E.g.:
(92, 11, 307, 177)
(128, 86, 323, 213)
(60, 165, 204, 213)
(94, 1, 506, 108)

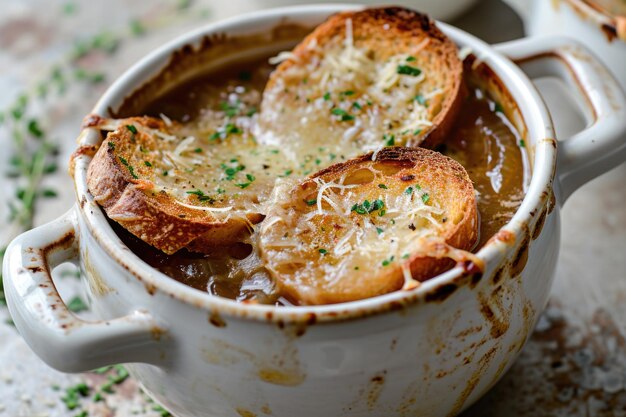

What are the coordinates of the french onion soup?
(86, 8, 528, 306)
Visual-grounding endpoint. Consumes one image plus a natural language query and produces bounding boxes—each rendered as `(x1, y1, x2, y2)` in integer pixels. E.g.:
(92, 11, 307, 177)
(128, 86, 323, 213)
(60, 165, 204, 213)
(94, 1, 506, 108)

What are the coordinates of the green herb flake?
(67, 296, 88, 313)
(126, 124, 138, 134)
(318, 248, 328, 255)
(352, 199, 385, 215)
(519, 139, 526, 148)
(118, 157, 138, 179)
(382, 256, 395, 267)
(323, 92, 331, 101)
(406, 56, 416, 62)
(376, 227, 384, 235)
(414, 94, 427, 106)
(62, 2, 77, 15)
(405, 186, 413, 195)
(494, 102, 504, 113)
(194, 148, 203, 153)
(397, 65, 421, 77)
(402, 253, 410, 259)
(383, 134, 395, 147)
(220, 101, 240, 118)
(152, 404, 172, 417)
(107, 141, 115, 150)
(186, 190, 215, 203)
(42, 188, 58, 198)
(378, 184, 388, 189)
(352, 102, 362, 110)
(421, 193, 430, 203)
(130, 19, 145, 37)
(305, 199, 317, 206)
(27, 119, 44, 138)
(331, 108, 355, 121)
(144, 161, 152, 167)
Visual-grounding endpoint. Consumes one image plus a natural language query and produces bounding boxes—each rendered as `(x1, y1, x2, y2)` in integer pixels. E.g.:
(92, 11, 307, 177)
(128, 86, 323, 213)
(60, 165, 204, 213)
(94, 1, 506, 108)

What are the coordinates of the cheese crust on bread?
(258, 147, 479, 305)
(257, 7, 463, 164)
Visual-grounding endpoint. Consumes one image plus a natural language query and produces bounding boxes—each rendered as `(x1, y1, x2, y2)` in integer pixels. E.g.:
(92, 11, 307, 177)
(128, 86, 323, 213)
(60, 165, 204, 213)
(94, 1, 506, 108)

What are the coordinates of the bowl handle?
(495, 36, 626, 204)
(2, 208, 168, 372)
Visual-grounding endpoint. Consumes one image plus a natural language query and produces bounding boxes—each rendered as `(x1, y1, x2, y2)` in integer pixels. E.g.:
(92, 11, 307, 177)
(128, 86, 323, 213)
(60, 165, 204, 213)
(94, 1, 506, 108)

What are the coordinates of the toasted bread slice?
(258, 147, 479, 305)
(257, 7, 463, 162)
(86, 116, 266, 254)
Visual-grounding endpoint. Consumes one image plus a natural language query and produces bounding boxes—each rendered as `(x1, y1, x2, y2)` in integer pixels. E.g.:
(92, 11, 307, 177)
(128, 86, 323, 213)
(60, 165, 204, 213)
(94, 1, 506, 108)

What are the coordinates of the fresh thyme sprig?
(0, 0, 208, 306)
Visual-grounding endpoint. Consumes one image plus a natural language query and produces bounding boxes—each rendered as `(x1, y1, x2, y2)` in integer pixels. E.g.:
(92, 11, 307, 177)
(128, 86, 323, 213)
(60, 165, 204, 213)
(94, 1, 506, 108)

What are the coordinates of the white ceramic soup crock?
(4, 5, 626, 417)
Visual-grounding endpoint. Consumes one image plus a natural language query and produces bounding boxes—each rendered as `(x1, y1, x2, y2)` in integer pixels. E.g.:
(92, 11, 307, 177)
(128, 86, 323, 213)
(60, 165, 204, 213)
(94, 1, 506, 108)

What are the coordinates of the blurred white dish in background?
(251, 0, 481, 20)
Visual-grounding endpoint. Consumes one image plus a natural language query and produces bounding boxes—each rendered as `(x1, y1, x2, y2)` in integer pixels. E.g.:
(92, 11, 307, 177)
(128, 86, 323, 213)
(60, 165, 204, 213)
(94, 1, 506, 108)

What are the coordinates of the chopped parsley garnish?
(186, 189, 215, 203)
(402, 253, 410, 259)
(107, 141, 115, 150)
(210, 123, 242, 141)
(323, 92, 331, 101)
(216, 187, 226, 194)
(194, 148, 203, 153)
(414, 129, 423, 135)
(220, 100, 241, 117)
(221, 162, 245, 180)
(118, 157, 138, 179)
(126, 124, 138, 134)
(376, 227, 384, 235)
(305, 199, 317, 206)
(144, 160, 152, 167)
(383, 134, 395, 146)
(494, 102, 504, 113)
(319, 248, 328, 255)
(162, 170, 168, 176)
(519, 139, 526, 148)
(283, 169, 293, 176)
(382, 256, 395, 267)
(352, 102, 362, 110)
(378, 184, 388, 189)
(405, 186, 414, 195)
(406, 56, 416, 62)
(331, 108, 355, 121)
(414, 94, 427, 106)
(329, 153, 337, 160)
(421, 193, 430, 203)
(397, 65, 422, 77)
(235, 173, 256, 189)
(351, 199, 385, 215)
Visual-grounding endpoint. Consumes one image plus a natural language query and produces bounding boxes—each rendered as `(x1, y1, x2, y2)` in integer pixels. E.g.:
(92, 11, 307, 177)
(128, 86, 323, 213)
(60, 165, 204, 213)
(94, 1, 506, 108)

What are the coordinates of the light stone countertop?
(0, 1, 624, 416)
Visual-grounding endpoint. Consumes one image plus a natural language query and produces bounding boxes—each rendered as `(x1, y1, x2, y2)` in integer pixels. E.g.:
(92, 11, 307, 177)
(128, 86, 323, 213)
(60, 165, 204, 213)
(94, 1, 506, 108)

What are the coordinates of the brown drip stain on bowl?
(208, 310, 227, 328)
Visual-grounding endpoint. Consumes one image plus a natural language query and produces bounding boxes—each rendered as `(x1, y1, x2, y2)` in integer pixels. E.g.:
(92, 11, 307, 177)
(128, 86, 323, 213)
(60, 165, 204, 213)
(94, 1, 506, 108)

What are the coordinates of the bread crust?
(259, 147, 478, 305)
(86, 117, 257, 255)
(263, 7, 463, 149)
